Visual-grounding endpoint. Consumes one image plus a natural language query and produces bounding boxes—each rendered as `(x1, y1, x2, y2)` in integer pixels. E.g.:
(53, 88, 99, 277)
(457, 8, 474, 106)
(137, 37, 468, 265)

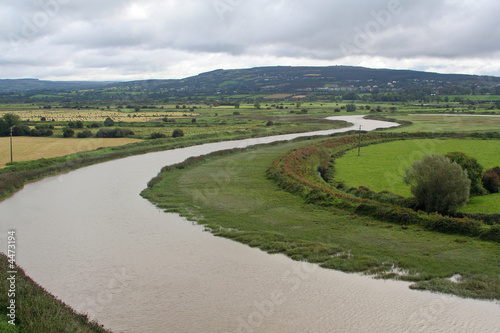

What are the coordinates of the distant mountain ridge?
(1, 66, 499, 95)
(0, 79, 114, 93)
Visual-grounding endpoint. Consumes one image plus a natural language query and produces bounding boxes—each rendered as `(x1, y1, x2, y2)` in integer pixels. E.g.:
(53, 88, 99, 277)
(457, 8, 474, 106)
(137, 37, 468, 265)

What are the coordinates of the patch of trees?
(96, 128, 135, 138)
(403, 152, 497, 215)
(0, 113, 54, 137)
(67, 121, 84, 129)
(77, 130, 93, 138)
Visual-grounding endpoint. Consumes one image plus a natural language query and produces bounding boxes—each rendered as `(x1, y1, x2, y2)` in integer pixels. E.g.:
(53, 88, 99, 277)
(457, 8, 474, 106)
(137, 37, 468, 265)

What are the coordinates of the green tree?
(103, 117, 115, 127)
(0, 113, 21, 136)
(346, 103, 356, 112)
(404, 154, 470, 214)
(62, 128, 75, 138)
(445, 151, 486, 196)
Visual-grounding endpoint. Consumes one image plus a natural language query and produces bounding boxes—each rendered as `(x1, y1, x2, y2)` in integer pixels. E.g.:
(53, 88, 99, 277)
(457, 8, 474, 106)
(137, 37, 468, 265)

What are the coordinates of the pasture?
(334, 139, 500, 212)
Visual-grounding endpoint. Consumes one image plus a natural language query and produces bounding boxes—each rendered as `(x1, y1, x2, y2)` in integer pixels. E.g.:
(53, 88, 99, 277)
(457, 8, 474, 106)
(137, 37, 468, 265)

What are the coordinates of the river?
(1, 115, 499, 332)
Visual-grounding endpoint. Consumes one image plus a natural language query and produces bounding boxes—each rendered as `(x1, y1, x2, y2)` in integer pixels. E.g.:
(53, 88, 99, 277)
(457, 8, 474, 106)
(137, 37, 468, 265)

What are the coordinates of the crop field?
(334, 139, 500, 212)
(0, 137, 141, 168)
(0, 108, 198, 123)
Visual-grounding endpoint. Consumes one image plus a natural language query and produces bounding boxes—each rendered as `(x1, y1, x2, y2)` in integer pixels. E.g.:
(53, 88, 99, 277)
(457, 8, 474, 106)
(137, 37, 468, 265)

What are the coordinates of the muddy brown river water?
(1, 116, 499, 332)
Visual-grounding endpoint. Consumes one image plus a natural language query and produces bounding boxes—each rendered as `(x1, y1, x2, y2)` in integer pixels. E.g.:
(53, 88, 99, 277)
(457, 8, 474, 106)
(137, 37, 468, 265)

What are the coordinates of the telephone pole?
(357, 125, 362, 156)
(10, 126, 13, 163)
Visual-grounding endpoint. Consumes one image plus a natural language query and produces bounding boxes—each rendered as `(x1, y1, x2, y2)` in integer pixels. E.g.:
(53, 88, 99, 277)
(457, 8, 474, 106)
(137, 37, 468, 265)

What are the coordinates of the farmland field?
(334, 139, 500, 212)
(0, 137, 142, 168)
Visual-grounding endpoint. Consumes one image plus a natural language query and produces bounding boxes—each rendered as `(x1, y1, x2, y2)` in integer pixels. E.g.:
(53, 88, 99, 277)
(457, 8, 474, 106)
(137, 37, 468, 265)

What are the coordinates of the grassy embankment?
(334, 139, 500, 213)
(0, 254, 111, 333)
(141, 133, 500, 300)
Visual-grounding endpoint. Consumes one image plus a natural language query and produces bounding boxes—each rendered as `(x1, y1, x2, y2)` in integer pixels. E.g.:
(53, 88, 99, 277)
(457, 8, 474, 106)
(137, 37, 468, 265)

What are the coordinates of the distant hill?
(103, 66, 500, 95)
(0, 79, 114, 93)
(1, 66, 499, 97)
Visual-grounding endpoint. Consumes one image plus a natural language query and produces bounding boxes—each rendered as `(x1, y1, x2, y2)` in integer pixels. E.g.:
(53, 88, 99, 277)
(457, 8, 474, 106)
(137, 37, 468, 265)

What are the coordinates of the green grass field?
(334, 139, 500, 212)
(141, 138, 500, 300)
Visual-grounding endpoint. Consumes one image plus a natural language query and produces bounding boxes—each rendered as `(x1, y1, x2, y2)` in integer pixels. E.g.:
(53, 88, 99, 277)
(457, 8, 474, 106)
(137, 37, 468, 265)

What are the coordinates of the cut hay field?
(334, 138, 500, 212)
(0, 137, 142, 168)
(0, 108, 198, 123)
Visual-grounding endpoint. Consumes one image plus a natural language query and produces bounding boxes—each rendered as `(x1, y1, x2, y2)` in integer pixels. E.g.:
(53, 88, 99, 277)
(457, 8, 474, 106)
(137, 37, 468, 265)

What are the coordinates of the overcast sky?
(1, 0, 499, 81)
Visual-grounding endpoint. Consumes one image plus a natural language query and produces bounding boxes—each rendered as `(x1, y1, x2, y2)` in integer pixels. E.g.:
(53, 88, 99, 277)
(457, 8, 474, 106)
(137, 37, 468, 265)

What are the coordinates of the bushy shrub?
(12, 125, 31, 136)
(150, 132, 167, 139)
(404, 154, 470, 214)
(172, 129, 184, 138)
(30, 129, 53, 137)
(62, 128, 74, 138)
(482, 167, 500, 193)
(96, 128, 134, 138)
(114, 128, 134, 137)
(76, 130, 92, 138)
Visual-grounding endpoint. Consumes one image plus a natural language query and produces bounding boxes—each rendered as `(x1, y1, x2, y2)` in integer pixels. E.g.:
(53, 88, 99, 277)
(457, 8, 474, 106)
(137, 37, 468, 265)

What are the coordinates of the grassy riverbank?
(142, 137, 500, 300)
(0, 254, 111, 333)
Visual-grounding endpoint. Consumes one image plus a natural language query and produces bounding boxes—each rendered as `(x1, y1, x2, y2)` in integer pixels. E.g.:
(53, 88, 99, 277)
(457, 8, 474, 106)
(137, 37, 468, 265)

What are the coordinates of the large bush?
(404, 154, 471, 214)
(62, 128, 75, 138)
(445, 151, 486, 196)
(96, 128, 134, 138)
(172, 129, 184, 138)
(482, 167, 500, 193)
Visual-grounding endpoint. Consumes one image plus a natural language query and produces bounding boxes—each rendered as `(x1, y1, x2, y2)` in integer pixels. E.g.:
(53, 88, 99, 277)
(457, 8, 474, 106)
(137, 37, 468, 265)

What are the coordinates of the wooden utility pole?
(358, 125, 362, 156)
(10, 126, 13, 163)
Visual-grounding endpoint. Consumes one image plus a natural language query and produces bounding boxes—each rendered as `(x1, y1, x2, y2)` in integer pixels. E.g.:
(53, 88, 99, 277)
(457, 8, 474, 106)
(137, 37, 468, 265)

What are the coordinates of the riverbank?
(141, 136, 500, 300)
(0, 254, 112, 333)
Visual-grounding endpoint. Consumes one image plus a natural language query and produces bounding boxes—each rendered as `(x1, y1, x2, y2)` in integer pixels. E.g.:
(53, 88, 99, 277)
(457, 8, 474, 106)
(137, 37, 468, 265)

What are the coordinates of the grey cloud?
(0, 0, 499, 80)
